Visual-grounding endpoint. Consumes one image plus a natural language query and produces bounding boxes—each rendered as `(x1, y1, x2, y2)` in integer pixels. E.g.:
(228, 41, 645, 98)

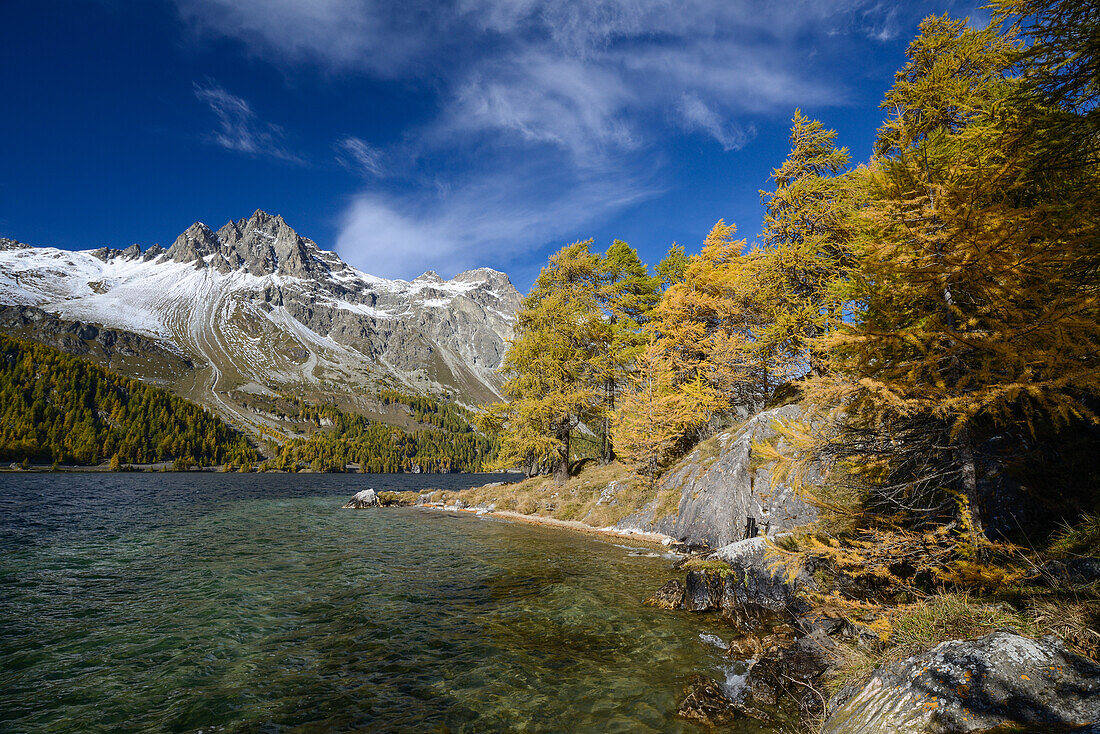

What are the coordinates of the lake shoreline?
(1, 463, 523, 476)
(410, 502, 680, 550)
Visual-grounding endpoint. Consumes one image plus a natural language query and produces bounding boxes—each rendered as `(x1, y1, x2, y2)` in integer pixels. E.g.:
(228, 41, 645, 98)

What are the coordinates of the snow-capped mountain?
(0, 210, 521, 435)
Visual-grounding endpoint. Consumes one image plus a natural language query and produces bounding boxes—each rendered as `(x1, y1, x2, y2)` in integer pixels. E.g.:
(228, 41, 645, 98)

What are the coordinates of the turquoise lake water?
(0, 473, 759, 733)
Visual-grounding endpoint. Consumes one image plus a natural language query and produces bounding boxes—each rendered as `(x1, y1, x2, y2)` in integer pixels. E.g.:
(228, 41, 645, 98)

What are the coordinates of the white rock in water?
(343, 489, 378, 508)
(710, 537, 767, 566)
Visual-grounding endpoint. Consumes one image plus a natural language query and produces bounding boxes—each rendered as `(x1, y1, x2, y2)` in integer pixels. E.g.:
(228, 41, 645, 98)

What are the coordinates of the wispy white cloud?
(336, 136, 385, 177)
(193, 82, 300, 162)
(866, 6, 901, 41)
(177, 0, 431, 75)
(176, 1, 976, 274)
(335, 158, 661, 278)
(443, 52, 638, 162)
(677, 93, 755, 151)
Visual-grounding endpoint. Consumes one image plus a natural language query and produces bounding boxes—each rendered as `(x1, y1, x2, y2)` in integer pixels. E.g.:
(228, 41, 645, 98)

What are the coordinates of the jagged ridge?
(0, 210, 522, 437)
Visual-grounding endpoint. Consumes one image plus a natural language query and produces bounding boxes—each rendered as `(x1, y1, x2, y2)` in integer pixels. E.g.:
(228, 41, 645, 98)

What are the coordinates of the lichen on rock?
(821, 631, 1100, 734)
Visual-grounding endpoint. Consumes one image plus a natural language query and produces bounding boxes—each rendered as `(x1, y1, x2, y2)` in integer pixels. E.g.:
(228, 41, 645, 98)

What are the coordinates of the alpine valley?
(0, 210, 521, 440)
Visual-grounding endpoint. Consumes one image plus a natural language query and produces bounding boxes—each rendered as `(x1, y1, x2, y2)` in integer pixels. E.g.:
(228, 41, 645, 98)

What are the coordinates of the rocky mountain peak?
(0, 238, 29, 252)
(215, 209, 328, 278)
(166, 222, 219, 264)
(453, 267, 516, 290)
(159, 210, 331, 278)
(451, 268, 523, 315)
(91, 243, 148, 262)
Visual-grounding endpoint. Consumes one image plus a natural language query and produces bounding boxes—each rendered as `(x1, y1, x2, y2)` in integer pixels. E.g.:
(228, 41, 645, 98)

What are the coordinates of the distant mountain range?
(0, 210, 521, 439)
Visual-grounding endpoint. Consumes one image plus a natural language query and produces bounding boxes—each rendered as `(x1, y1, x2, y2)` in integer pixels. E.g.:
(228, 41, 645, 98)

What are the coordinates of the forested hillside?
(0, 333, 256, 467)
(262, 392, 498, 473)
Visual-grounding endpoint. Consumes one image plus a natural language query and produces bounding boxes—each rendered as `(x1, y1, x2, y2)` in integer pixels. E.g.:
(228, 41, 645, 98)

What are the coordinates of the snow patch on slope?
(0, 223, 520, 415)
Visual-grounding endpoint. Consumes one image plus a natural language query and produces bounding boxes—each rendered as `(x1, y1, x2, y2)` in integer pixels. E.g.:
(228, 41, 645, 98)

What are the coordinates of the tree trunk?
(809, 350, 826, 378)
(926, 159, 984, 542)
(957, 423, 984, 542)
(601, 378, 615, 464)
(808, 322, 827, 378)
(555, 425, 571, 482)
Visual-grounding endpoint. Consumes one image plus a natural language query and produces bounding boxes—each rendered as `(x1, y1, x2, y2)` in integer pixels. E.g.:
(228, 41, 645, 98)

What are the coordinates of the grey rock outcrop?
(619, 403, 818, 547)
(822, 631, 1100, 734)
(680, 538, 808, 628)
(0, 304, 193, 383)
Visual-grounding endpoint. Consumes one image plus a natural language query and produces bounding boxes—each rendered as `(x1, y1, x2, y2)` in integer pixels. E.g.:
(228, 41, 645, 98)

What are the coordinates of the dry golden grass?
(1047, 514, 1100, 559)
(417, 462, 676, 528)
(821, 592, 1100, 696)
(1027, 598, 1100, 660)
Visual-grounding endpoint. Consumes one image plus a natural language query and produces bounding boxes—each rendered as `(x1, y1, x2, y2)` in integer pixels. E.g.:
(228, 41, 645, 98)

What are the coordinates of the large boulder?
(713, 538, 804, 625)
(343, 489, 378, 508)
(684, 569, 727, 612)
(822, 631, 1100, 734)
(1040, 557, 1100, 586)
(618, 403, 818, 548)
(678, 539, 807, 627)
(650, 537, 811, 627)
(680, 537, 808, 630)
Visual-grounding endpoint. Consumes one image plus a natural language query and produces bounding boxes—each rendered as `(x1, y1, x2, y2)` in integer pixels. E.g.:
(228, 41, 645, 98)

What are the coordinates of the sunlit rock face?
(617, 403, 819, 548)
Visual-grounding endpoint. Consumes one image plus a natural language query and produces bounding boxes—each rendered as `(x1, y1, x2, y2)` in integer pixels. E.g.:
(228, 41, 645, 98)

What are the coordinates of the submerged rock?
(644, 579, 686, 609)
(677, 675, 738, 726)
(677, 674, 775, 726)
(821, 631, 1100, 734)
(746, 628, 834, 717)
(343, 489, 378, 508)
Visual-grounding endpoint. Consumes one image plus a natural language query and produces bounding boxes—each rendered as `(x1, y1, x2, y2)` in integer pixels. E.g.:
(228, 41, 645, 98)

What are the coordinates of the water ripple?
(0, 473, 757, 733)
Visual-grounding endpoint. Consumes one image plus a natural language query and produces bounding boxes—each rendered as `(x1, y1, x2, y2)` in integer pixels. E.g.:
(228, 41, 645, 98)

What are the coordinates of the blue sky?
(1, 0, 982, 289)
